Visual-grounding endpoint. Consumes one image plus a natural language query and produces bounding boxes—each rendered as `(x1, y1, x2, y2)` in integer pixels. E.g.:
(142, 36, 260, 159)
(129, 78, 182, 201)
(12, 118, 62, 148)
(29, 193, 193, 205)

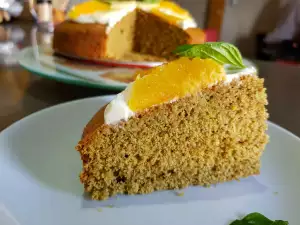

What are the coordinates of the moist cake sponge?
(76, 75, 268, 200)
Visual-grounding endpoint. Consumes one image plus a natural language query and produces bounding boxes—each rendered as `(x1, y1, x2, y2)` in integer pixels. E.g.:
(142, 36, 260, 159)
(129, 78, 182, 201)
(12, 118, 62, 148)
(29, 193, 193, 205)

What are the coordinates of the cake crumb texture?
(133, 9, 190, 59)
(76, 76, 268, 200)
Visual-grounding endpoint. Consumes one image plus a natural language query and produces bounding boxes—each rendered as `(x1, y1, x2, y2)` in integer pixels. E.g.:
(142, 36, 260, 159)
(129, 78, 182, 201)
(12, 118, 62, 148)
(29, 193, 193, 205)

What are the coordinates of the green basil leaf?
(229, 212, 289, 225)
(172, 44, 195, 54)
(229, 220, 244, 225)
(242, 212, 273, 224)
(273, 221, 289, 225)
(173, 42, 246, 69)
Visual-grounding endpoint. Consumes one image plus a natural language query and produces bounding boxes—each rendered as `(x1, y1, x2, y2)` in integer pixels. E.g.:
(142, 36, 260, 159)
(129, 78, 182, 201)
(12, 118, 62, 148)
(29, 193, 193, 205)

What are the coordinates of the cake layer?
(76, 76, 268, 200)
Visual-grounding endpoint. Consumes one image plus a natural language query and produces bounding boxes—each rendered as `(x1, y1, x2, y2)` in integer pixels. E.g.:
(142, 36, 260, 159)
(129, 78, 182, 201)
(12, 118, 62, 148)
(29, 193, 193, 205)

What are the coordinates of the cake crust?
(53, 21, 108, 60)
(76, 76, 268, 200)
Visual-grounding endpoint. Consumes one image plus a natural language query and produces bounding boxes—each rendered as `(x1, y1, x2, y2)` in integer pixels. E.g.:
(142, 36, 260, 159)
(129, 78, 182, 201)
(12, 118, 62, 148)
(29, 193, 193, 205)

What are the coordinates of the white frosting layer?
(71, 3, 197, 33)
(224, 65, 257, 84)
(104, 66, 257, 125)
(104, 84, 134, 124)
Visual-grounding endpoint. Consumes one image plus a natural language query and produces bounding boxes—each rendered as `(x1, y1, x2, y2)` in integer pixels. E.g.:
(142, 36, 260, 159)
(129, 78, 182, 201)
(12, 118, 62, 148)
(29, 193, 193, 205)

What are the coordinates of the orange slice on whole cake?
(159, 1, 191, 17)
(151, 1, 192, 24)
(68, 0, 110, 20)
(128, 57, 226, 111)
(150, 8, 181, 24)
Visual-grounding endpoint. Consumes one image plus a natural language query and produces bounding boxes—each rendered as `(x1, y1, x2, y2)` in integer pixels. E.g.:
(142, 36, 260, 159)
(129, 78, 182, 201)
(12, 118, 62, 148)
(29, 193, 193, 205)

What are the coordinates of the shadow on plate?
(82, 176, 267, 208)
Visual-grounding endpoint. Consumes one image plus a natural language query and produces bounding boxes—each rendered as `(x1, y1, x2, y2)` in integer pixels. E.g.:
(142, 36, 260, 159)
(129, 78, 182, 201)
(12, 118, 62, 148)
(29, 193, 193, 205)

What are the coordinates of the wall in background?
(221, 0, 290, 57)
(175, 0, 208, 28)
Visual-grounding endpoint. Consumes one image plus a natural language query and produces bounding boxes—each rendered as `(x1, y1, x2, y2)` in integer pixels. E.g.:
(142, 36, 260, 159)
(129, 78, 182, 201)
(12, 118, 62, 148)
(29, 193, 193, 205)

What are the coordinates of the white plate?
(18, 47, 140, 91)
(0, 96, 299, 225)
(56, 51, 164, 68)
(18, 46, 257, 91)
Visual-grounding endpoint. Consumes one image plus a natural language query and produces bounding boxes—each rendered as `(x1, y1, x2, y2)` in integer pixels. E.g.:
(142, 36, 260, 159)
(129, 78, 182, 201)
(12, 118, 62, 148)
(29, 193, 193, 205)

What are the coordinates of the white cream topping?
(73, 8, 136, 33)
(224, 65, 257, 84)
(104, 84, 134, 124)
(177, 18, 197, 30)
(157, 7, 197, 29)
(71, 3, 197, 33)
(104, 66, 257, 125)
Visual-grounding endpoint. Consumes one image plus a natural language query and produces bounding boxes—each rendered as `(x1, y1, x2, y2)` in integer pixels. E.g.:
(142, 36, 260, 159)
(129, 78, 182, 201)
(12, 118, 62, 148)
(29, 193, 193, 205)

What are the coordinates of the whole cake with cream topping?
(53, 0, 205, 61)
(76, 43, 268, 200)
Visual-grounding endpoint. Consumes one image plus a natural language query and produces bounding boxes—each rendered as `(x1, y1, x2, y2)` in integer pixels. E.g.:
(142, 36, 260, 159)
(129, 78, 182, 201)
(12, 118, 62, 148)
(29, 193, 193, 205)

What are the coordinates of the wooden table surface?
(0, 22, 300, 137)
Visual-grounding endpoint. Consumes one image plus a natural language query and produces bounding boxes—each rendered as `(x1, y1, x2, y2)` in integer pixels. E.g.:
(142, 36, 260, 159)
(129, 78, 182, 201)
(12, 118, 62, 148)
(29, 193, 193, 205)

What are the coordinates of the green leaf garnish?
(173, 42, 246, 69)
(229, 212, 289, 225)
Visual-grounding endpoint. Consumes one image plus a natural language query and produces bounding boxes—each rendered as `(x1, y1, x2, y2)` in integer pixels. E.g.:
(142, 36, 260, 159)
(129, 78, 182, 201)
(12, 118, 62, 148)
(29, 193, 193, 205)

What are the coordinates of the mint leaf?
(229, 212, 289, 225)
(173, 42, 246, 69)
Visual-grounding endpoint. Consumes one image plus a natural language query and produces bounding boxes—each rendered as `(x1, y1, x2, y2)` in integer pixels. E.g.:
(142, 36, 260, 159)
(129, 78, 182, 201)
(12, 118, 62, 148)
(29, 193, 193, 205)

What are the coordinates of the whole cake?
(53, 0, 205, 61)
(76, 43, 268, 200)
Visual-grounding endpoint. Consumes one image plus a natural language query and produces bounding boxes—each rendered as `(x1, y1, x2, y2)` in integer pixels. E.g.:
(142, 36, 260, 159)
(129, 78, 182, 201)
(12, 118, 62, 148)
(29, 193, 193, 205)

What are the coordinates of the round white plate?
(57, 51, 164, 68)
(18, 46, 257, 91)
(0, 96, 299, 225)
(18, 47, 140, 91)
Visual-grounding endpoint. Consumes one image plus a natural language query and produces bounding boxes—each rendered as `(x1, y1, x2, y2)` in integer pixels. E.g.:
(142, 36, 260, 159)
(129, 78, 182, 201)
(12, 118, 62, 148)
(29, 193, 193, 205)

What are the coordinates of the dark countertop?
(0, 21, 300, 137)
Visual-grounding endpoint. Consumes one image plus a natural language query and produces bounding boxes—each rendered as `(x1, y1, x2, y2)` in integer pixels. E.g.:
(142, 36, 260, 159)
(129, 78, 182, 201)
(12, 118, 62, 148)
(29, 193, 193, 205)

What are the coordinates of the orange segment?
(185, 28, 206, 44)
(68, 0, 110, 20)
(159, 1, 191, 18)
(152, 1, 192, 24)
(128, 58, 225, 112)
(151, 8, 181, 24)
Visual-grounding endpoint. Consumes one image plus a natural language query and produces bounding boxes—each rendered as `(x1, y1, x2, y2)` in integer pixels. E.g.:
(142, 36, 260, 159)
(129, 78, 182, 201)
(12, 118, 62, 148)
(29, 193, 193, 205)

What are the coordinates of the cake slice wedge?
(76, 43, 268, 200)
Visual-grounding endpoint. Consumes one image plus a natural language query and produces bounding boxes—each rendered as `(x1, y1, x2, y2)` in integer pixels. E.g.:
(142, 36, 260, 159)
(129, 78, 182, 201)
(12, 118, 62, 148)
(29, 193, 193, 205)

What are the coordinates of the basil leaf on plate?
(229, 212, 289, 225)
(173, 42, 246, 69)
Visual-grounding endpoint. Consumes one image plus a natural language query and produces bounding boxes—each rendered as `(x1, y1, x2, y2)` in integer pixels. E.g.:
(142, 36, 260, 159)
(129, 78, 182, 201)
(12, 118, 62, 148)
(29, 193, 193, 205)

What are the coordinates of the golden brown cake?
(53, 1, 205, 61)
(76, 45, 268, 200)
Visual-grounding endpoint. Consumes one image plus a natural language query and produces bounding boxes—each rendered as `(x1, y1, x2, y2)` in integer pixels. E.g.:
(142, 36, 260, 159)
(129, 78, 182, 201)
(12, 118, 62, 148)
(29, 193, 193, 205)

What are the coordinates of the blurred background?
(2, 0, 300, 64)
(1, 0, 300, 136)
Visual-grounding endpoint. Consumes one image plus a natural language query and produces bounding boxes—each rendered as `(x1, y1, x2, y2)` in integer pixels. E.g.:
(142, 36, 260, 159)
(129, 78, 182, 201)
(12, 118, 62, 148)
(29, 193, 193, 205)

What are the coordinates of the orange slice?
(128, 57, 226, 111)
(159, 1, 191, 18)
(151, 8, 181, 24)
(68, 0, 110, 20)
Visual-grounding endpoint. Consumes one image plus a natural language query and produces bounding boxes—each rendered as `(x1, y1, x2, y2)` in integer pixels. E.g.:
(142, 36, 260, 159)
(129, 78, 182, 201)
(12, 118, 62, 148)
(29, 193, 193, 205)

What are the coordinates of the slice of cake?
(53, 0, 205, 61)
(76, 43, 268, 200)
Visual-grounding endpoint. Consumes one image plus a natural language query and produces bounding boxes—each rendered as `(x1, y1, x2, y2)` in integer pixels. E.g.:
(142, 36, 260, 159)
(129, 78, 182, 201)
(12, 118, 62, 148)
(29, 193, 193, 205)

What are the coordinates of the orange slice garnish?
(159, 1, 191, 18)
(128, 57, 225, 111)
(68, 0, 110, 20)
